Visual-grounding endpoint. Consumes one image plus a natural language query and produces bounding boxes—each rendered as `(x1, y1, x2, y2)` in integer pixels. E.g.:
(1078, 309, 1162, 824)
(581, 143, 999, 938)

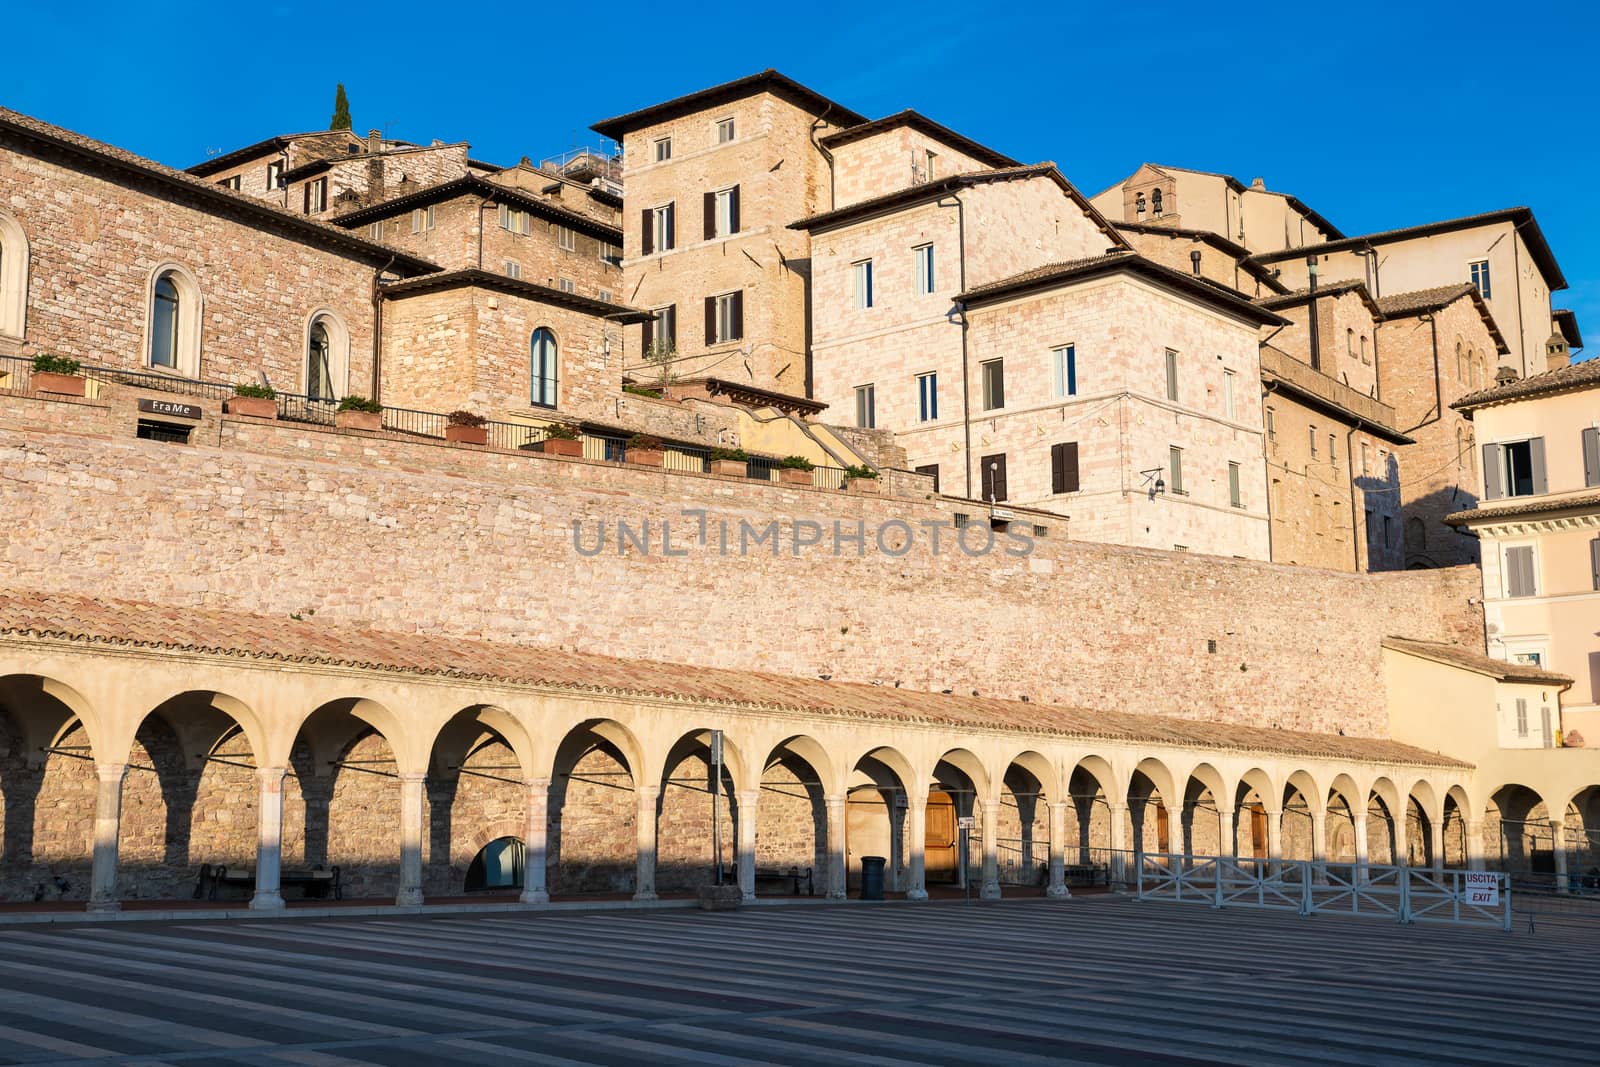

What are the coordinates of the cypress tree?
(329, 84, 352, 131)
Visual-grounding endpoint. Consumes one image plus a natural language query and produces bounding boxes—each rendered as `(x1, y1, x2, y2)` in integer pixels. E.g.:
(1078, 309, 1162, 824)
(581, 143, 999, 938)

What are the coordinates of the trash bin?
(860, 856, 886, 900)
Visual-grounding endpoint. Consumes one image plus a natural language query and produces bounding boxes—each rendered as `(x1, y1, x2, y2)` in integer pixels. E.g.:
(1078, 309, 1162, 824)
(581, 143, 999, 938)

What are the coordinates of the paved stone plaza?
(0, 899, 1592, 1065)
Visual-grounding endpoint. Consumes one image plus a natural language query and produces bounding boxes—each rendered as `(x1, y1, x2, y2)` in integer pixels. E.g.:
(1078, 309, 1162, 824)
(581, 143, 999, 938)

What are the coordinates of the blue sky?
(5, 1, 1595, 354)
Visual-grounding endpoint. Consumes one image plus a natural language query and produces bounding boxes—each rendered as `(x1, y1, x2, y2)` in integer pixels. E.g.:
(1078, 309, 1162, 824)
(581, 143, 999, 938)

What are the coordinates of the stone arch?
(996, 750, 1057, 889)
(0, 208, 30, 340)
(548, 718, 644, 896)
(1442, 783, 1474, 868)
(1280, 769, 1323, 862)
(655, 728, 746, 892)
(1233, 767, 1278, 860)
(302, 307, 352, 400)
(1130, 756, 1179, 855)
(1180, 761, 1230, 857)
(756, 736, 833, 895)
(1066, 754, 1121, 862)
(423, 705, 531, 896)
(849, 745, 917, 893)
(1367, 776, 1403, 865)
(1487, 781, 1551, 878)
(143, 262, 203, 377)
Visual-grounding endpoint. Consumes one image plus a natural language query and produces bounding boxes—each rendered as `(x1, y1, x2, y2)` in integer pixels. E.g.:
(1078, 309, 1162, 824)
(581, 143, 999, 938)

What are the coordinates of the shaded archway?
(0, 674, 100, 904)
(424, 706, 531, 897)
(1487, 782, 1551, 882)
(1128, 757, 1178, 858)
(756, 736, 832, 897)
(656, 728, 744, 893)
(1232, 767, 1278, 861)
(847, 745, 915, 897)
(1565, 786, 1600, 887)
(1181, 762, 1230, 859)
(995, 750, 1058, 890)
(1326, 773, 1363, 865)
(1280, 769, 1323, 862)
(548, 718, 642, 897)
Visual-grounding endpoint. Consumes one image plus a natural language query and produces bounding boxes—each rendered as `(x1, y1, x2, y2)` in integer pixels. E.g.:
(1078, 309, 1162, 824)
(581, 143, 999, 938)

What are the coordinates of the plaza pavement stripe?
(1, 933, 590, 1034)
(0, 1022, 119, 1061)
(0, 957, 415, 1048)
(435, 1037, 605, 1066)
(641, 1021, 946, 1067)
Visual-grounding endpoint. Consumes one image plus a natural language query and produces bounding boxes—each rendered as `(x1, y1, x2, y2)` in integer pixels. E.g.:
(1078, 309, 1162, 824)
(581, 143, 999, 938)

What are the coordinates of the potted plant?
(445, 409, 488, 445)
(538, 421, 584, 457)
(225, 382, 277, 419)
(709, 446, 748, 478)
(778, 455, 816, 486)
(334, 394, 383, 432)
(627, 433, 666, 467)
(842, 463, 881, 493)
(31, 354, 85, 397)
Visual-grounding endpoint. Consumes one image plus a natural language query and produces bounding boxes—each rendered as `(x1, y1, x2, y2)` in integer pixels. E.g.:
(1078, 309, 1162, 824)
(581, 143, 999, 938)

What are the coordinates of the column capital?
(636, 783, 661, 801)
(1048, 799, 1070, 812)
(522, 776, 553, 792)
(736, 789, 761, 805)
(824, 793, 846, 807)
(256, 765, 287, 785)
(398, 771, 427, 785)
(95, 761, 127, 784)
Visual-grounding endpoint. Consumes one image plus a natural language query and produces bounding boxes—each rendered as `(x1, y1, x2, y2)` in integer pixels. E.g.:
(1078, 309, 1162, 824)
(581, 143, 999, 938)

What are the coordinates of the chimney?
(1189, 250, 1203, 276)
(366, 130, 385, 206)
(1250, 177, 1266, 190)
(1546, 330, 1572, 372)
(366, 128, 381, 153)
(1495, 366, 1520, 386)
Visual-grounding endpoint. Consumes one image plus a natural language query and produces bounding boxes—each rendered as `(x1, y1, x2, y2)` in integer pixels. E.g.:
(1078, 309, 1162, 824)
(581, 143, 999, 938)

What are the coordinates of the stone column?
(1430, 815, 1445, 874)
(980, 794, 1001, 900)
(1465, 818, 1486, 871)
(1391, 810, 1409, 867)
(824, 794, 847, 900)
(87, 762, 127, 913)
(1552, 821, 1569, 894)
(396, 772, 426, 906)
(906, 797, 928, 901)
(1217, 807, 1237, 859)
(736, 790, 759, 904)
(1108, 801, 1128, 887)
(1047, 800, 1069, 899)
(887, 797, 904, 893)
(520, 777, 551, 905)
(1311, 808, 1328, 883)
(250, 767, 288, 911)
(1353, 809, 1370, 882)
(634, 784, 660, 901)
(1265, 808, 1283, 873)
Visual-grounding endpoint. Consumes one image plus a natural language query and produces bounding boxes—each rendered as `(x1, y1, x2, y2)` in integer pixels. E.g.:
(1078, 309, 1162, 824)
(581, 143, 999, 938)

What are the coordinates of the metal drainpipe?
(938, 193, 972, 498)
(1345, 419, 1364, 572)
(370, 254, 396, 401)
(1510, 225, 1528, 380)
(1262, 379, 1281, 562)
(1307, 255, 1321, 373)
(808, 106, 838, 211)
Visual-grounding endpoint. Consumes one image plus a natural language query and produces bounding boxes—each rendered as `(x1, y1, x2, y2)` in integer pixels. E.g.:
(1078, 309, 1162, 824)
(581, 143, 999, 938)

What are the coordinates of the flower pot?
(225, 396, 278, 419)
(844, 477, 880, 494)
(779, 468, 814, 486)
(33, 371, 85, 398)
(335, 409, 382, 432)
(445, 424, 488, 445)
(539, 438, 584, 457)
(696, 884, 743, 911)
(628, 448, 665, 467)
(710, 459, 748, 478)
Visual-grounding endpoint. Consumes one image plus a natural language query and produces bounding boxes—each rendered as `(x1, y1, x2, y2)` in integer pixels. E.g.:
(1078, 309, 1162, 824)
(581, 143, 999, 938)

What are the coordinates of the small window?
(304, 177, 327, 214)
(1164, 348, 1179, 402)
(1488, 439, 1546, 499)
(499, 204, 532, 235)
(530, 327, 558, 407)
(136, 419, 191, 444)
(1309, 425, 1318, 457)
(219, 174, 241, 191)
(505, 261, 522, 280)
(980, 358, 1005, 410)
(306, 317, 336, 400)
(915, 463, 940, 492)
(368, 221, 384, 240)
(1505, 545, 1537, 598)
(597, 289, 613, 304)
(924, 149, 939, 181)
(914, 244, 934, 295)
(1329, 433, 1338, 468)
(1590, 536, 1600, 590)
(1361, 442, 1371, 476)
(917, 372, 938, 422)
(1051, 441, 1079, 494)
(1053, 344, 1077, 398)
(1265, 407, 1276, 441)
(410, 206, 434, 233)
(653, 137, 672, 163)
(266, 161, 282, 190)
(1223, 369, 1236, 419)
(643, 305, 676, 353)
(557, 226, 576, 252)
(150, 271, 183, 370)
(1228, 461, 1242, 508)
(647, 203, 675, 253)
(1151, 188, 1164, 217)
(1470, 259, 1491, 299)
(708, 290, 743, 343)
(599, 241, 621, 266)
(1346, 328, 1354, 357)
(716, 117, 735, 143)
(558, 277, 575, 294)
(852, 259, 874, 309)
(1360, 335, 1369, 364)
(981, 453, 1008, 502)
(708, 186, 739, 238)
(855, 384, 876, 429)
(1515, 698, 1529, 738)
(1169, 446, 1185, 495)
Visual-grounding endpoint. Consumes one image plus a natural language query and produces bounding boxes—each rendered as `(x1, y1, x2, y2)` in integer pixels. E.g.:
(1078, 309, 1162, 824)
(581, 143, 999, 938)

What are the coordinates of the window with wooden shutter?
(705, 295, 717, 345)
(1584, 427, 1600, 487)
(1051, 442, 1079, 494)
(641, 314, 653, 353)
(730, 290, 743, 340)
(1529, 436, 1547, 494)
(1505, 545, 1536, 598)
(981, 453, 1007, 502)
(1482, 443, 1503, 499)
(1591, 537, 1600, 591)
(640, 208, 653, 255)
(703, 192, 716, 241)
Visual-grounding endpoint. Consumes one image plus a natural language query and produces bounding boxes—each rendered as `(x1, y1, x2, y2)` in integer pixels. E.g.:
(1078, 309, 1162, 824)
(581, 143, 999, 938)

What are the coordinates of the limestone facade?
(1089, 164, 1342, 255)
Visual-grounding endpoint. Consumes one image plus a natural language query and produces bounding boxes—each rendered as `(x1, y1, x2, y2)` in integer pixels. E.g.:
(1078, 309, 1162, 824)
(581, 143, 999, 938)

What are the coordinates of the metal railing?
(0, 353, 240, 402)
(1130, 849, 1511, 930)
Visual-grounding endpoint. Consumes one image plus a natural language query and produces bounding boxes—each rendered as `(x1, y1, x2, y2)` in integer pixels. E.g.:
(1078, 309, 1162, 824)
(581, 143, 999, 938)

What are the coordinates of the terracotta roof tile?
(1444, 487, 1600, 526)
(1383, 637, 1573, 687)
(0, 588, 1467, 768)
(1453, 353, 1600, 411)
(1376, 284, 1509, 354)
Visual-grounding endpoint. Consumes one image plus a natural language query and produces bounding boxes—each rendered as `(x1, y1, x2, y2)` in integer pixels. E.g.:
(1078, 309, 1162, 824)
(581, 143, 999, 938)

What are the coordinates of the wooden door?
(1250, 807, 1267, 858)
(1156, 804, 1170, 854)
(925, 790, 958, 882)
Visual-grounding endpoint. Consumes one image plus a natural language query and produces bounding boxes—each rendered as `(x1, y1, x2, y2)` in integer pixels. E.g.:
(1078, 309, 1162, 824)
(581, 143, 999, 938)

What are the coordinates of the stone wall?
(0, 388, 1483, 739)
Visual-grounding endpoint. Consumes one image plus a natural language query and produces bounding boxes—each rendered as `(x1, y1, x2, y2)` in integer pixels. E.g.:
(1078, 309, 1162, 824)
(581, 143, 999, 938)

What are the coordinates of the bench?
(722, 864, 814, 896)
(194, 863, 343, 901)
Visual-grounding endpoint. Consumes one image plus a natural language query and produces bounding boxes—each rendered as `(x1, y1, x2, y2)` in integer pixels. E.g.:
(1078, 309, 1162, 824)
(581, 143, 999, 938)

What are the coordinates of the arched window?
(302, 310, 350, 400)
(1347, 328, 1354, 357)
(1456, 425, 1465, 468)
(1454, 341, 1464, 380)
(1360, 335, 1368, 363)
(145, 265, 201, 376)
(530, 327, 558, 407)
(0, 210, 29, 341)
(1135, 192, 1146, 216)
(1407, 516, 1426, 551)
(1151, 188, 1164, 216)
(465, 836, 525, 891)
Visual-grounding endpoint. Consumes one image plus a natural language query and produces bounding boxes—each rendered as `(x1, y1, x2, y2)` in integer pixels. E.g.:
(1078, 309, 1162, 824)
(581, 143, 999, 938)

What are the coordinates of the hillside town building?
(0, 71, 1595, 913)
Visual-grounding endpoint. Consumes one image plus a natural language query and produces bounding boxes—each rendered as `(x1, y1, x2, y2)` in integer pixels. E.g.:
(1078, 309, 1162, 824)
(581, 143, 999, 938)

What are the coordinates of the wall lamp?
(1140, 467, 1167, 497)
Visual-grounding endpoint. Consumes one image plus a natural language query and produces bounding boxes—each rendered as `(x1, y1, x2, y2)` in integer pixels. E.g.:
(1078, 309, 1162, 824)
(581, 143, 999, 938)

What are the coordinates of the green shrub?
(544, 421, 583, 441)
(780, 455, 815, 471)
(32, 354, 81, 376)
(337, 395, 382, 414)
(446, 410, 487, 427)
(234, 382, 276, 399)
(709, 446, 748, 462)
(843, 464, 879, 480)
(623, 384, 663, 399)
(628, 433, 664, 450)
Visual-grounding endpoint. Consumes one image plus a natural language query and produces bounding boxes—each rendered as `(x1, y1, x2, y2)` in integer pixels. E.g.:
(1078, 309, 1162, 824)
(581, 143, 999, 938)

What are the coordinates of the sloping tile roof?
(1112, 221, 1290, 295)
(592, 69, 867, 141)
(1453, 353, 1600, 411)
(1376, 284, 1509, 354)
(1257, 279, 1381, 318)
(379, 269, 649, 323)
(331, 175, 621, 242)
(186, 130, 361, 176)
(1444, 487, 1600, 526)
(0, 589, 1466, 768)
(0, 107, 438, 276)
(819, 110, 1018, 168)
(1383, 637, 1573, 687)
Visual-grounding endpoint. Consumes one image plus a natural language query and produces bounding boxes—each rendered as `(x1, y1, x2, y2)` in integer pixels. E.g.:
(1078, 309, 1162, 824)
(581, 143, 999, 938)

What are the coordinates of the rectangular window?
(1470, 259, 1491, 299)
(558, 277, 575, 293)
(707, 291, 743, 344)
(411, 206, 434, 233)
(498, 204, 531, 234)
(1505, 545, 1537, 598)
(1169, 446, 1185, 495)
(1329, 434, 1338, 469)
(855, 384, 876, 429)
(1053, 344, 1077, 398)
(716, 117, 735, 143)
(597, 289, 613, 304)
(642, 304, 676, 353)
(304, 177, 327, 213)
(504, 261, 521, 279)
(1051, 442, 1080, 494)
(1361, 442, 1371, 476)
(917, 372, 938, 422)
(557, 226, 576, 251)
(1165, 348, 1179, 402)
(219, 174, 241, 191)
(644, 203, 675, 254)
(1223, 369, 1236, 419)
(653, 137, 672, 163)
(1228, 461, 1242, 507)
(981, 359, 1005, 410)
(266, 161, 282, 189)
(1383, 514, 1393, 548)
(368, 221, 383, 240)
(1542, 706, 1554, 748)
(1265, 407, 1276, 441)
(914, 244, 935, 295)
(1592, 536, 1600, 591)
(1582, 427, 1600, 487)
(1516, 698, 1529, 738)
(924, 149, 939, 181)
(600, 242, 621, 267)
(915, 463, 940, 493)
(705, 186, 739, 238)
(852, 259, 874, 308)
(981, 452, 1008, 502)
(1485, 438, 1548, 499)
